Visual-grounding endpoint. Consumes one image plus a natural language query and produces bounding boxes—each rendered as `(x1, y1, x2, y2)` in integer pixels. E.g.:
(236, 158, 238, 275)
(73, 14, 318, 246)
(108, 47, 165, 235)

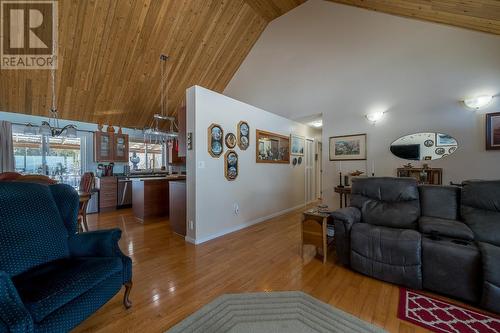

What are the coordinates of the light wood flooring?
(73, 207, 435, 333)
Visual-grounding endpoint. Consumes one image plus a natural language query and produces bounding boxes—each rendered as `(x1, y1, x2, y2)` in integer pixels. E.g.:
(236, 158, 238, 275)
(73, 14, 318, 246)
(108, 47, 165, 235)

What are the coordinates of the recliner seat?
(331, 177, 500, 314)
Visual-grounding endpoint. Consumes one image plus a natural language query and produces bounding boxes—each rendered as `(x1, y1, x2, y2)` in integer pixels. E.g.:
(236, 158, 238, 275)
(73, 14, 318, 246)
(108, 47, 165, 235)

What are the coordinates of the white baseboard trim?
(184, 236, 196, 244)
(190, 203, 306, 245)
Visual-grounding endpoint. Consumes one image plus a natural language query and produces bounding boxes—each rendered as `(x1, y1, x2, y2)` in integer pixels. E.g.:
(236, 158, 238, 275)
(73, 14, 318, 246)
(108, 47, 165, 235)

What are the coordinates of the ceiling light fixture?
(310, 120, 323, 128)
(366, 111, 386, 124)
(24, 26, 77, 138)
(143, 54, 178, 143)
(463, 95, 493, 110)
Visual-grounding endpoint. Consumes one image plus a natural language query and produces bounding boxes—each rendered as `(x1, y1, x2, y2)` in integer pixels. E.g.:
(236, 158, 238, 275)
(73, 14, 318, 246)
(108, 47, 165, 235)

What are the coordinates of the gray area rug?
(166, 291, 387, 333)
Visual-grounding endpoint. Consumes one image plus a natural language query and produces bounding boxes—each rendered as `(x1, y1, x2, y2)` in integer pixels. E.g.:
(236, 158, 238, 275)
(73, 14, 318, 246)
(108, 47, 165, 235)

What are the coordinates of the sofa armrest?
(0, 271, 33, 333)
(331, 207, 361, 232)
(68, 229, 132, 283)
(331, 207, 361, 266)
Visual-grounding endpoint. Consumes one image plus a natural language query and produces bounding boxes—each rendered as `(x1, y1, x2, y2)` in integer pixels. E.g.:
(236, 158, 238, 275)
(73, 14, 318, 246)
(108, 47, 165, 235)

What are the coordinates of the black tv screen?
(390, 144, 420, 160)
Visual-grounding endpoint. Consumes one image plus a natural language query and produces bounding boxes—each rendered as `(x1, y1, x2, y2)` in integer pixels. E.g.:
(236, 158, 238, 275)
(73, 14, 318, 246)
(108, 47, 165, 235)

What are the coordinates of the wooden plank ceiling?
(327, 0, 500, 35)
(1, 0, 499, 129)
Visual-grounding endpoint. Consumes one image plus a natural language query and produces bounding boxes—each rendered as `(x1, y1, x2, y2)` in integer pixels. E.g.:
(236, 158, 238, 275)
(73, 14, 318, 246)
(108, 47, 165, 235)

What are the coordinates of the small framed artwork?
(208, 123, 223, 157)
(486, 112, 500, 150)
(329, 134, 367, 161)
(290, 134, 305, 156)
(224, 150, 238, 181)
(237, 121, 250, 150)
(225, 133, 236, 149)
(436, 133, 457, 146)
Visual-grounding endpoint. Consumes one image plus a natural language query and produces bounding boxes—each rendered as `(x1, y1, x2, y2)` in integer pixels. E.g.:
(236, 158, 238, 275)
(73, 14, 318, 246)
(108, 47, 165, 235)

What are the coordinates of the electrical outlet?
(189, 220, 194, 230)
(233, 203, 239, 216)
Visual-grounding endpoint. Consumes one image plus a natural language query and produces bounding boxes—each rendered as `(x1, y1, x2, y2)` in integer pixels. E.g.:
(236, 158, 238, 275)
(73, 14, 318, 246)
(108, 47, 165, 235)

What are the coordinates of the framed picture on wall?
(290, 134, 305, 156)
(329, 134, 367, 161)
(486, 112, 500, 150)
(256, 130, 290, 163)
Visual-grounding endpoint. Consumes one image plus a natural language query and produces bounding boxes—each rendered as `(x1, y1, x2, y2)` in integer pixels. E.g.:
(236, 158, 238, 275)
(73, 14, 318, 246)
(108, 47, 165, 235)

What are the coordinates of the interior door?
(305, 139, 315, 203)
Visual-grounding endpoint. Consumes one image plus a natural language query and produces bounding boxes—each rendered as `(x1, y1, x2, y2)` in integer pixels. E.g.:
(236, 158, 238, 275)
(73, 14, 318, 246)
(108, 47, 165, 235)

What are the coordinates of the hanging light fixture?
(143, 54, 178, 143)
(24, 23, 77, 138)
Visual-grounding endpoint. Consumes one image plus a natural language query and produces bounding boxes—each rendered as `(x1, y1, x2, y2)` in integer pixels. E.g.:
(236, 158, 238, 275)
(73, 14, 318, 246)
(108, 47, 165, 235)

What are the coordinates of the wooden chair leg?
(123, 282, 132, 309)
(82, 213, 89, 232)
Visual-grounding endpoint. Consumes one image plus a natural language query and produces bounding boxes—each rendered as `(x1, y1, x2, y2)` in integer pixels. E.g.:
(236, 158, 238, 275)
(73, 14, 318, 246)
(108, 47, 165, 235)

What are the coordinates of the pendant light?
(143, 54, 178, 143)
(24, 23, 77, 138)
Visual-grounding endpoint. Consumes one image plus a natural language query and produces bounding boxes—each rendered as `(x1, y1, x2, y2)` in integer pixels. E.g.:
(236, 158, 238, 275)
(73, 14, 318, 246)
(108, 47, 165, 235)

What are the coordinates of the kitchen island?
(132, 175, 186, 221)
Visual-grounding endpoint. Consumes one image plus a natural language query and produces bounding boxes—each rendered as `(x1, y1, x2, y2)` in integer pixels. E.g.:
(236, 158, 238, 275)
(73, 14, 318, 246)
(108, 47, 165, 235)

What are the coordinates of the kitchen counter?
(131, 175, 186, 221)
(131, 175, 186, 181)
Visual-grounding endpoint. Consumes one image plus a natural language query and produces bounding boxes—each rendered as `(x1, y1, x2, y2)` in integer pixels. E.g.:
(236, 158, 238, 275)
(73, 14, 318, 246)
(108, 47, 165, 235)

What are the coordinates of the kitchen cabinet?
(177, 106, 186, 157)
(169, 180, 186, 236)
(94, 132, 114, 162)
(94, 132, 129, 162)
(95, 176, 117, 212)
(113, 133, 129, 162)
(168, 139, 185, 165)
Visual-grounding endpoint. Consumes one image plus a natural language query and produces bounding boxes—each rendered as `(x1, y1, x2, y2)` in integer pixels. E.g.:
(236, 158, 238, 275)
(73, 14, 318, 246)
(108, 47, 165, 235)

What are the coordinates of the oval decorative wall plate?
(225, 133, 236, 149)
(208, 123, 224, 158)
(237, 121, 250, 150)
(225, 150, 238, 181)
(292, 157, 297, 166)
(424, 139, 434, 147)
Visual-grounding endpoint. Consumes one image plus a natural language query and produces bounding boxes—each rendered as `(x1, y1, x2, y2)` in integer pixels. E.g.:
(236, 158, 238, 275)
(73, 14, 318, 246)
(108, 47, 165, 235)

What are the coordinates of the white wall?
(224, 0, 500, 209)
(186, 86, 317, 244)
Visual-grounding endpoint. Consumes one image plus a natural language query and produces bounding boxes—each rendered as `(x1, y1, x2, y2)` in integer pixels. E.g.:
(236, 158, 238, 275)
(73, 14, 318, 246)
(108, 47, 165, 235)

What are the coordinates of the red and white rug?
(398, 288, 500, 333)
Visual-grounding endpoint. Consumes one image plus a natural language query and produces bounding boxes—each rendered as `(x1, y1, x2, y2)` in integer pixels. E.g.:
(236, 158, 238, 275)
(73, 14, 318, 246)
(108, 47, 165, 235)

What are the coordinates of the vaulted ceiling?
(1, 0, 499, 129)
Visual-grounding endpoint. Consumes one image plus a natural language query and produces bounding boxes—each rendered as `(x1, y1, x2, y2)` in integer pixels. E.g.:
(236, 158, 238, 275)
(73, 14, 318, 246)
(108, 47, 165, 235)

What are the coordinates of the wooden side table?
(301, 210, 334, 264)
(334, 186, 351, 208)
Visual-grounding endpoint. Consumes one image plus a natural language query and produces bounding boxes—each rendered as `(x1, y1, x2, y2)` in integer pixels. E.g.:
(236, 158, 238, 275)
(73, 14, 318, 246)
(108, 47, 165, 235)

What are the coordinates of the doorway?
(305, 138, 315, 204)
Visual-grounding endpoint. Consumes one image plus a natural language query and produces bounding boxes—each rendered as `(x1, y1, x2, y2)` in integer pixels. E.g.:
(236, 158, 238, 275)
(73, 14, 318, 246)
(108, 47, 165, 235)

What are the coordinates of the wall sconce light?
(463, 95, 493, 110)
(366, 111, 386, 124)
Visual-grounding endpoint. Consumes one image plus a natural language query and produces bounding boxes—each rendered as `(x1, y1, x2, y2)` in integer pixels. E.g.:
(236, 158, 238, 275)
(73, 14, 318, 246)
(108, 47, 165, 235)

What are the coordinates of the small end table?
(301, 209, 334, 264)
(334, 186, 351, 208)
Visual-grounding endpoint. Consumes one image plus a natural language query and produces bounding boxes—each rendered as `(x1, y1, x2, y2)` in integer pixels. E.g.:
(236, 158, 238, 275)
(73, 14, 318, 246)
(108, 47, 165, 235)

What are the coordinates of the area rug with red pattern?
(398, 288, 500, 333)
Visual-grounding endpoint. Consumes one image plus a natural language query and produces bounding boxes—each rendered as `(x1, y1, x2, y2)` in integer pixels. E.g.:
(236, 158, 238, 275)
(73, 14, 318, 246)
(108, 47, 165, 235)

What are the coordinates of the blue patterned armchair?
(0, 182, 132, 332)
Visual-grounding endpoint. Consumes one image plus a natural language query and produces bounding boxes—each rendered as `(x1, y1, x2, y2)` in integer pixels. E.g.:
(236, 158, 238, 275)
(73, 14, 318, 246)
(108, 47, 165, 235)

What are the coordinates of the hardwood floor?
(74, 207, 431, 333)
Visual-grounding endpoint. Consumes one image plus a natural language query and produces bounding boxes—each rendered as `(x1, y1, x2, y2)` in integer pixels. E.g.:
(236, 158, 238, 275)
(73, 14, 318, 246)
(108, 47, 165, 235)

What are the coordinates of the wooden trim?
(207, 123, 224, 158)
(486, 112, 500, 150)
(237, 121, 249, 151)
(225, 132, 236, 149)
(328, 133, 367, 161)
(224, 150, 238, 181)
(255, 129, 290, 164)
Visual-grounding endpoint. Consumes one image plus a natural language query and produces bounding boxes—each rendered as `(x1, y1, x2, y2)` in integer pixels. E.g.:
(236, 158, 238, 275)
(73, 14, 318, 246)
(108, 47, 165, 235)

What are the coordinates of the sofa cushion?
(13, 257, 123, 323)
(350, 177, 420, 229)
(350, 223, 422, 289)
(461, 180, 500, 246)
(419, 216, 474, 241)
(419, 185, 460, 220)
(0, 182, 70, 277)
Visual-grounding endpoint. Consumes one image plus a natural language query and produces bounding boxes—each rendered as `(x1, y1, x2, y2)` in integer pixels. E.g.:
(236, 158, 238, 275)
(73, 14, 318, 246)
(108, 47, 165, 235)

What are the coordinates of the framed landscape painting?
(290, 134, 305, 156)
(486, 112, 500, 150)
(329, 134, 367, 161)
